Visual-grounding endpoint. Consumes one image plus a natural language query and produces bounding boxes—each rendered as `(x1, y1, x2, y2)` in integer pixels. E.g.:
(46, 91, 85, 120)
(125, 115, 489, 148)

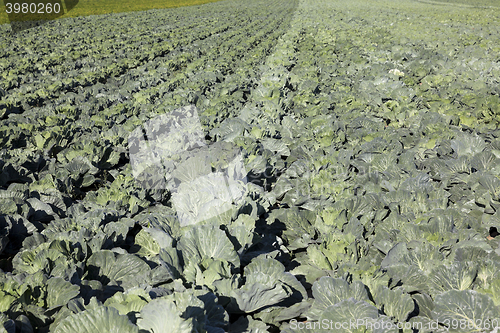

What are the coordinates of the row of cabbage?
(0, 0, 274, 116)
(2, 0, 500, 331)
(0, 0, 301, 331)
(248, 0, 500, 331)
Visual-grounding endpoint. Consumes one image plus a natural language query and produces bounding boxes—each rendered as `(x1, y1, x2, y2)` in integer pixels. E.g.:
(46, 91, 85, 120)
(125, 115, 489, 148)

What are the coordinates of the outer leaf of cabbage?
(373, 286, 414, 322)
(307, 277, 370, 320)
(86, 250, 150, 289)
(53, 306, 138, 333)
(432, 290, 500, 332)
(319, 298, 379, 333)
(228, 282, 290, 313)
(46, 277, 80, 309)
(177, 223, 239, 267)
(137, 298, 193, 333)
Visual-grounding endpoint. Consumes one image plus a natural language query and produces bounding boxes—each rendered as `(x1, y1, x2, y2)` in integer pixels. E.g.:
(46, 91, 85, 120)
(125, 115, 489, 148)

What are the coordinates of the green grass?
(412, 0, 500, 8)
(0, 0, 223, 25)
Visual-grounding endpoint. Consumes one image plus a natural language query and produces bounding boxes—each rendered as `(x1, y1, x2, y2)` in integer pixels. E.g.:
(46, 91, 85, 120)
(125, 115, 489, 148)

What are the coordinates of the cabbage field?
(1, 0, 500, 331)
